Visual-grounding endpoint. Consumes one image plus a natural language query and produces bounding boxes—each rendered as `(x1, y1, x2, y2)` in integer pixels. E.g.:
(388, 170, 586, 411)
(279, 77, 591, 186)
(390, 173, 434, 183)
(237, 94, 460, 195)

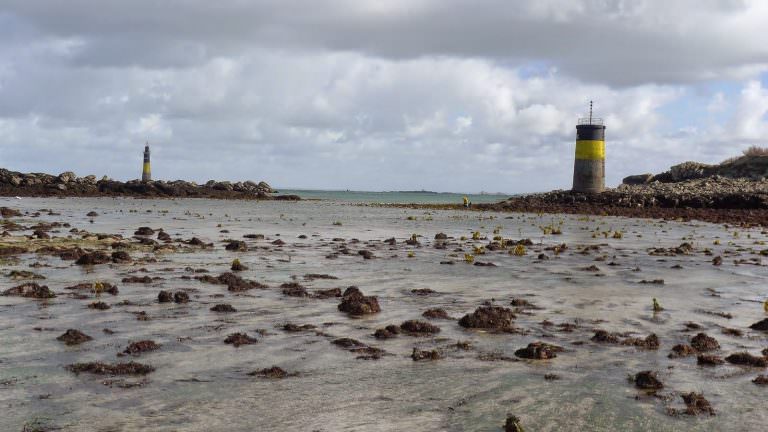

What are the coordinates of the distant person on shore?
(463, 196, 471, 208)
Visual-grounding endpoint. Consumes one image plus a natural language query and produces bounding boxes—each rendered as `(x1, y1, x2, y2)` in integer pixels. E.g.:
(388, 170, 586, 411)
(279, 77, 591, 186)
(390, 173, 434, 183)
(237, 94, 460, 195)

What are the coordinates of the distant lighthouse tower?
(142, 143, 152, 182)
(572, 101, 606, 193)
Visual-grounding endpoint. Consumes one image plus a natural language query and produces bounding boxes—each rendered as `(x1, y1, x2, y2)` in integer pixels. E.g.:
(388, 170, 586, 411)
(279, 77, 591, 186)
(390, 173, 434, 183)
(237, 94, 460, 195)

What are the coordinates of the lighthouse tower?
(572, 101, 606, 193)
(142, 143, 152, 182)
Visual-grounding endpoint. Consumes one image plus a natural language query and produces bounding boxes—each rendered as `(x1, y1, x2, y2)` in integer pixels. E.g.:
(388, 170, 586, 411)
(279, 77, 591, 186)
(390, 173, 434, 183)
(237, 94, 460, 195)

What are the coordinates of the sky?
(1, 0, 768, 193)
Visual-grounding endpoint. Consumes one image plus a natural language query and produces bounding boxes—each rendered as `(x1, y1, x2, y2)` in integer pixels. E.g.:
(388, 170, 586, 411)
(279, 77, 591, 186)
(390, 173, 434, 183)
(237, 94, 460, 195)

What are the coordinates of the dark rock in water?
(411, 348, 443, 361)
(669, 344, 697, 358)
(122, 276, 153, 284)
(458, 306, 516, 331)
(86, 211, 99, 217)
(331, 338, 366, 349)
(243, 234, 264, 239)
(384, 237, 396, 245)
(304, 273, 338, 281)
(210, 304, 236, 313)
(88, 301, 110, 310)
(0, 245, 27, 256)
(358, 250, 374, 259)
(514, 342, 562, 360)
(123, 340, 160, 355)
(158, 290, 173, 303)
(2, 282, 55, 298)
(173, 291, 189, 304)
(230, 259, 247, 271)
(434, 233, 448, 240)
(33, 229, 50, 239)
(411, 288, 437, 296)
(282, 323, 316, 332)
(374, 325, 401, 339)
(271, 239, 285, 246)
(721, 327, 742, 337)
(725, 352, 767, 367)
(474, 261, 496, 267)
(337, 286, 381, 316)
(157, 230, 171, 241)
(634, 370, 664, 390)
(281, 282, 309, 297)
(749, 318, 768, 331)
(224, 332, 258, 347)
(622, 333, 660, 350)
(591, 330, 621, 343)
(66, 361, 154, 375)
(504, 415, 525, 432)
(690, 333, 720, 352)
(697, 354, 725, 366)
(712, 256, 723, 266)
(225, 240, 247, 251)
(57, 329, 93, 345)
(134, 227, 154, 236)
(753, 375, 768, 385)
(314, 287, 342, 298)
(680, 392, 715, 416)
(510, 298, 536, 308)
(111, 251, 132, 263)
(75, 251, 111, 265)
(422, 308, 450, 319)
(216, 272, 267, 291)
(0, 207, 22, 218)
(248, 366, 290, 379)
(400, 320, 440, 335)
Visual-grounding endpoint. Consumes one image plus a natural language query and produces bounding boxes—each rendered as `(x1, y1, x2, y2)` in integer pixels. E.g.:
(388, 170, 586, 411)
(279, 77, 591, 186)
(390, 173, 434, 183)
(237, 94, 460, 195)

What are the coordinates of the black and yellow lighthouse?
(572, 102, 605, 193)
(142, 143, 151, 182)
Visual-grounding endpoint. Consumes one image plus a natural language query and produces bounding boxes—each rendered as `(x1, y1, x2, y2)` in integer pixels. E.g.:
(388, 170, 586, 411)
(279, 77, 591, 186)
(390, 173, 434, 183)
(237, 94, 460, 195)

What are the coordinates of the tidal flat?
(1, 197, 767, 431)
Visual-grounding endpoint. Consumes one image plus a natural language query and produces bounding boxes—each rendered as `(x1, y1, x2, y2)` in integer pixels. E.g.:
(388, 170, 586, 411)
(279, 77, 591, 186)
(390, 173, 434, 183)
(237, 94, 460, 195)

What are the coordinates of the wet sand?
(1, 197, 767, 431)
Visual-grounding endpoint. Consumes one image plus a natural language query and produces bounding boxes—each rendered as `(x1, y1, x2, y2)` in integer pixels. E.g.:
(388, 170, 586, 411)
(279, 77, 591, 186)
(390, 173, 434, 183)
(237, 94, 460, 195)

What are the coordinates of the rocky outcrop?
(0, 168, 298, 200)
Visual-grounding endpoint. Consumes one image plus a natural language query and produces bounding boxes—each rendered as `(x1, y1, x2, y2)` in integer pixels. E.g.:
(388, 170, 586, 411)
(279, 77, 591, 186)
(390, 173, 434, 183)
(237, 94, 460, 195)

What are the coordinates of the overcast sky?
(1, 0, 768, 193)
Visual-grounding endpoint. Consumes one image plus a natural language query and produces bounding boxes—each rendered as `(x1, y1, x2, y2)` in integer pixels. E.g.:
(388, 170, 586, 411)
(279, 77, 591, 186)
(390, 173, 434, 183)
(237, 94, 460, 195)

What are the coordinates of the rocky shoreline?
(0, 168, 299, 200)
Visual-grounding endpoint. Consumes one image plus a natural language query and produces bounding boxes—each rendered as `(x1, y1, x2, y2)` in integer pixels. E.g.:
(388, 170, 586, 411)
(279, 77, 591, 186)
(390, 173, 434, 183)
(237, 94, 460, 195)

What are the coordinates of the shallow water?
(1, 197, 767, 431)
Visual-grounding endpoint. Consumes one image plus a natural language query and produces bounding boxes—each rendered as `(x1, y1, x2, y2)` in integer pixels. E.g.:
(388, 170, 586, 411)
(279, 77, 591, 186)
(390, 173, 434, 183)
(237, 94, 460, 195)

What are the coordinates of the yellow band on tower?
(143, 162, 151, 173)
(575, 140, 605, 160)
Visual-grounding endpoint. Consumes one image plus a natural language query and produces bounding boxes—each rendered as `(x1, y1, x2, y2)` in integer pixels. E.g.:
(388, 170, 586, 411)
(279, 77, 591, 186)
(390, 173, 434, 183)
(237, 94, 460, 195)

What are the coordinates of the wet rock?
(225, 240, 247, 251)
(434, 233, 448, 240)
(2, 282, 55, 298)
(634, 370, 664, 390)
(134, 227, 154, 236)
(66, 361, 155, 375)
(712, 256, 723, 266)
(358, 250, 374, 259)
(122, 340, 160, 355)
(217, 272, 267, 291)
(230, 259, 247, 271)
(384, 237, 396, 245)
(248, 366, 291, 379)
(591, 330, 621, 343)
(721, 327, 743, 337)
(173, 291, 189, 304)
(622, 333, 660, 350)
(690, 333, 720, 352)
(400, 320, 441, 335)
(75, 251, 111, 265)
(224, 332, 258, 347)
(680, 392, 715, 416)
(373, 325, 401, 339)
(111, 251, 132, 263)
(0, 245, 27, 256)
(474, 261, 497, 267)
(669, 344, 697, 358)
(314, 287, 342, 298)
(337, 286, 381, 316)
(282, 323, 316, 332)
(514, 342, 562, 360)
(86, 211, 99, 217)
(331, 337, 366, 349)
(422, 308, 450, 319)
(504, 415, 525, 432)
(7, 270, 44, 280)
(303, 273, 338, 281)
(748, 318, 768, 331)
(459, 306, 516, 331)
(56, 329, 92, 346)
(725, 352, 767, 367)
(88, 301, 110, 310)
(697, 354, 725, 366)
(243, 234, 264, 239)
(122, 276, 153, 284)
(33, 229, 50, 239)
(158, 290, 173, 303)
(64, 282, 118, 296)
(210, 304, 236, 313)
(0, 207, 22, 218)
(281, 282, 309, 297)
(411, 288, 437, 296)
(411, 348, 443, 361)
(753, 375, 768, 385)
(157, 230, 171, 241)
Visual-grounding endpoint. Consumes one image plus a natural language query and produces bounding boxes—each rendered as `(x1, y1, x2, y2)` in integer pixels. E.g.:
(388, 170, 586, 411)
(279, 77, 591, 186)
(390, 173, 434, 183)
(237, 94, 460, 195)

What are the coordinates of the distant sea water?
(276, 189, 511, 204)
